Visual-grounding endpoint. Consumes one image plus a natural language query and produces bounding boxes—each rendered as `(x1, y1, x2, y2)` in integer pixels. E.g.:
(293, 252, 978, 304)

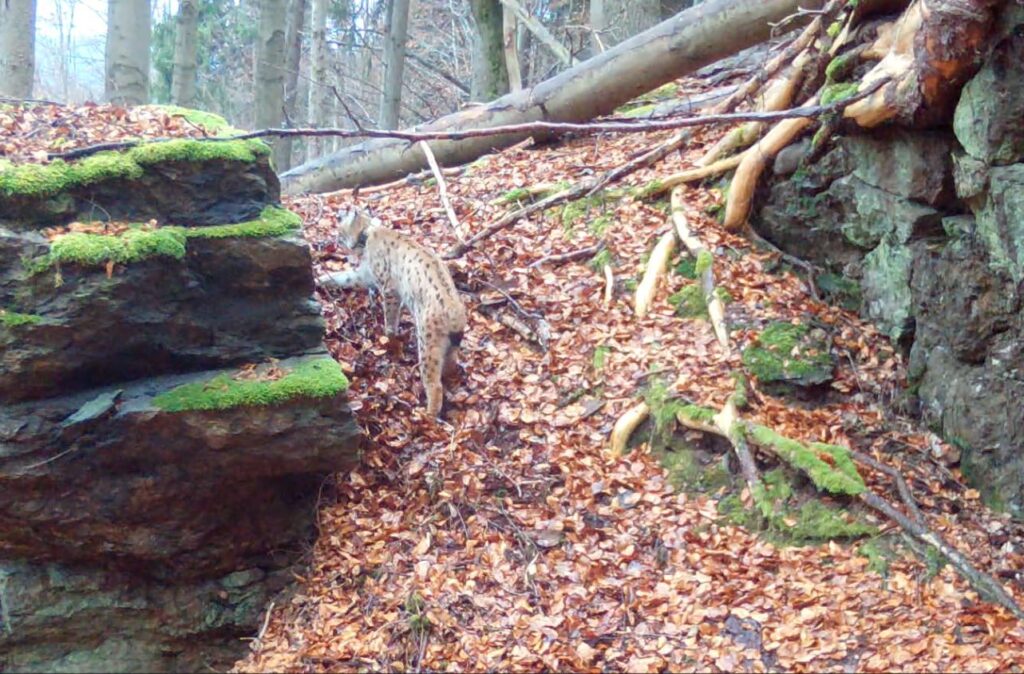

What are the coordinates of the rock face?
(752, 4, 1024, 518)
(0, 112, 361, 671)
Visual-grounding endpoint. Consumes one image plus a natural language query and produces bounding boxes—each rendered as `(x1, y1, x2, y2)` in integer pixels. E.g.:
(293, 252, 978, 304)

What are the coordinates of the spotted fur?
(318, 209, 467, 418)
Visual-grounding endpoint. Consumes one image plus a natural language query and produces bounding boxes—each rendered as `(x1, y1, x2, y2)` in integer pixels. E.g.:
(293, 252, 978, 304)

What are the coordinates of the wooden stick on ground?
(418, 140, 464, 241)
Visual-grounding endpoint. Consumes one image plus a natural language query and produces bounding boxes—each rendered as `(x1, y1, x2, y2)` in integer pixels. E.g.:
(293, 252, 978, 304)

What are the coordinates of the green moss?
(592, 344, 610, 371)
(635, 180, 665, 199)
(748, 424, 866, 495)
(731, 372, 749, 410)
(678, 403, 716, 425)
(0, 109, 268, 199)
(817, 272, 861, 311)
(695, 250, 713, 276)
(129, 137, 265, 165)
(589, 214, 614, 237)
(0, 308, 44, 327)
(715, 287, 734, 304)
(28, 206, 300, 272)
(674, 257, 698, 279)
(826, 20, 842, 38)
(50, 228, 188, 266)
(721, 467, 876, 545)
(0, 153, 144, 198)
(589, 248, 612, 270)
(621, 103, 657, 118)
(821, 82, 860, 106)
(146, 105, 238, 135)
(825, 52, 858, 83)
(858, 537, 898, 578)
(668, 284, 708, 319)
(152, 357, 348, 412)
(501, 187, 533, 203)
(741, 321, 833, 384)
(658, 441, 733, 494)
(180, 206, 301, 239)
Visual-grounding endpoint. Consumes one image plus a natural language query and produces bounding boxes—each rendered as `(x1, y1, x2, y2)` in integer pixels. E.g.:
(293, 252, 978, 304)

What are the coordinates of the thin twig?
(527, 242, 605, 269)
(49, 85, 890, 162)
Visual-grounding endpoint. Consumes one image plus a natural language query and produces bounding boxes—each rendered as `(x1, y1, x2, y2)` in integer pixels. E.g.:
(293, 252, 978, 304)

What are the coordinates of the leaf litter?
(5, 86, 1022, 673)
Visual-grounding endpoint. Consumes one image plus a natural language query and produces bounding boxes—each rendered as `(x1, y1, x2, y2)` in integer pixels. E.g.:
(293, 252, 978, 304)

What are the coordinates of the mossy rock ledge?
(750, 4, 1024, 519)
(0, 111, 362, 673)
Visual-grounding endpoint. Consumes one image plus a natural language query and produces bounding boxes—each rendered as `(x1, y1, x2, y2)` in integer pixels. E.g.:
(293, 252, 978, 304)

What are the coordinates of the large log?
(281, 0, 826, 195)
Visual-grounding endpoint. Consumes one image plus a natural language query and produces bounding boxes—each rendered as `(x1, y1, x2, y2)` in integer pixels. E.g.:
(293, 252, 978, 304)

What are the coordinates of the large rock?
(953, 5, 1024, 166)
(1, 224, 325, 403)
(975, 164, 1024, 283)
(0, 116, 362, 671)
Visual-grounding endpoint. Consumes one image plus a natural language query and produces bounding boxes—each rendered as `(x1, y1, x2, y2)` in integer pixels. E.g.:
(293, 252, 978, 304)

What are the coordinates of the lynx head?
(335, 208, 381, 249)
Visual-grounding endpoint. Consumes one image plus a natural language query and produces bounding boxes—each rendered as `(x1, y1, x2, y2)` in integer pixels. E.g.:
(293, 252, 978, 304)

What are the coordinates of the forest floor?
(7, 85, 1022, 672)
(229, 75, 1024, 672)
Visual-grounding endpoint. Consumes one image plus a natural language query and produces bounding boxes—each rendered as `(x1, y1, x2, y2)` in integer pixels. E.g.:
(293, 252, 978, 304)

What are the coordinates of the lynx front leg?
(317, 262, 371, 291)
(381, 291, 402, 335)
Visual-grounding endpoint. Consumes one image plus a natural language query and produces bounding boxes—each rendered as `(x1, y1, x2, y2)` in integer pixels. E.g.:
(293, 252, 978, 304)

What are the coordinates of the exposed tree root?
(722, 95, 819, 231)
(643, 155, 743, 199)
(634, 231, 677, 318)
(698, 49, 812, 167)
(670, 187, 730, 352)
(608, 402, 651, 458)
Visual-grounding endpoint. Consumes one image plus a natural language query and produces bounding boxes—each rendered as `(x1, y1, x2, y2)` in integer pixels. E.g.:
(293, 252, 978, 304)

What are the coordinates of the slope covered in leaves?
(226, 77, 1024, 672)
(8, 92, 1020, 671)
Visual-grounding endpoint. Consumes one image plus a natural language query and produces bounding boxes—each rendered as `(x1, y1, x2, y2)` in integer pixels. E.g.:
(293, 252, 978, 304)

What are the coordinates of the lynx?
(317, 208, 467, 418)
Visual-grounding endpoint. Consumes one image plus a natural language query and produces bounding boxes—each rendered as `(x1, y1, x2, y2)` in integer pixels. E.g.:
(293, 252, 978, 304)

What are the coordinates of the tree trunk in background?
(0, 0, 36, 98)
(591, 0, 661, 50)
(469, 0, 509, 101)
(278, 0, 308, 171)
(171, 0, 199, 107)
(105, 0, 151, 105)
(255, 0, 287, 168)
(378, 0, 411, 129)
(503, 5, 522, 91)
(308, 0, 330, 156)
(282, 0, 825, 194)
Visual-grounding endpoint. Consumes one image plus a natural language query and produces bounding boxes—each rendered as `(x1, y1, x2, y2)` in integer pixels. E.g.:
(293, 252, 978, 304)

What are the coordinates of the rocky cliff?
(0, 106, 361, 671)
(753, 5, 1024, 519)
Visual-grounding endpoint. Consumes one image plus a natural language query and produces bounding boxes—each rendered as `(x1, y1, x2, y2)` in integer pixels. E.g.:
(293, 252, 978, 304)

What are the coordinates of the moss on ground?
(153, 358, 348, 412)
(0, 308, 44, 327)
(1, 106, 269, 199)
(719, 467, 876, 545)
(748, 425, 866, 496)
(741, 321, 833, 385)
(668, 284, 708, 319)
(27, 206, 300, 272)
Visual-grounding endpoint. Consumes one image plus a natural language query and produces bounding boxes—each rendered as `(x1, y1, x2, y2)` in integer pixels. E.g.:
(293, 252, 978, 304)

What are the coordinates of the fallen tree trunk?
(281, 0, 826, 195)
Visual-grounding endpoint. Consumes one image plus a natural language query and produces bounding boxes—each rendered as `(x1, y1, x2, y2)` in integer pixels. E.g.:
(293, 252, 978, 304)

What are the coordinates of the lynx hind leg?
(417, 330, 449, 419)
(442, 332, 463, 381)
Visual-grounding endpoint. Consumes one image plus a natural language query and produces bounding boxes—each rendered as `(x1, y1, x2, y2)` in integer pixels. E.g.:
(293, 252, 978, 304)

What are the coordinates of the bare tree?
(591, 0, 661, 50)
(0, 0, 37, 98)
(171, 0, 199, 107)
(105, 0, 151, 104)
(255, 0, 287, 167)
(378, 0, 411, 128)
(308, 0, 330, 156)
(278, 0, 309, 170)
(469, 0, 509, 101)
